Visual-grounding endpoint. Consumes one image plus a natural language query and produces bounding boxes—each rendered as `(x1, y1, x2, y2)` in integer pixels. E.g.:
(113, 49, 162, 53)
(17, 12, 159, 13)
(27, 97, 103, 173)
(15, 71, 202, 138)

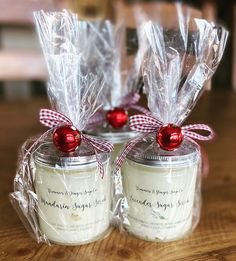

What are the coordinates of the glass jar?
(87, 126, 140, 216)
(33, 142, 111, 245)
(87, 125, 139, 165)
(121, 139, 201, 242)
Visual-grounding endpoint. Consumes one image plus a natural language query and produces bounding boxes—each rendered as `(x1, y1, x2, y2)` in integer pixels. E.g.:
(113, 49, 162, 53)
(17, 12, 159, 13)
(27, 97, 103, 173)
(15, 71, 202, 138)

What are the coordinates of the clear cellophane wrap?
(114, 4, 228, 241)
(81, 19, 142, 111)
(10, 10, 113, 245)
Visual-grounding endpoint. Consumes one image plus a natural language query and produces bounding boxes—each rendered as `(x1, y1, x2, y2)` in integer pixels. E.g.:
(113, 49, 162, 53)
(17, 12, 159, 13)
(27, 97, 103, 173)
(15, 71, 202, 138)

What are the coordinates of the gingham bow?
(115, 114, 214, 174)
(129, 115, 214, 141)
(40, 109, 114, 178)
(88, 92, 150, 125)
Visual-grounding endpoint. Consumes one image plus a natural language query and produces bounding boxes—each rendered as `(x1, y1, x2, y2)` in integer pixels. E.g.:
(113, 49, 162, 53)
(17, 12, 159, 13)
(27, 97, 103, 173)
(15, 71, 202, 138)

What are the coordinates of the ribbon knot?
(88, 92, 151, 126)
(115, 114, 214, 174)
(129, 114, 214, 142)
(39, 109, 114, 178)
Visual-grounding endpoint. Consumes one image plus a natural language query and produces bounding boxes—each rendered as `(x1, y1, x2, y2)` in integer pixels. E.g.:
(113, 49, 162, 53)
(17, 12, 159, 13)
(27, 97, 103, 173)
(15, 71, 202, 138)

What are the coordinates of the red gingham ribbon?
(39, 109, 114, 178)
(40, 109, 72, 128)
(117, 92, 151, 116)
(114, 114, 214, 174)
(88, 92, 151, 126)
(121, 92, 141, 107)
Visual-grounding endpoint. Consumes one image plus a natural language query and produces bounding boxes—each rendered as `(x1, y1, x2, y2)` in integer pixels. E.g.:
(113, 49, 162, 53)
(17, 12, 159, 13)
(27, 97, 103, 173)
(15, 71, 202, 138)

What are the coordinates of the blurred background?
(0, 0, 234, 100)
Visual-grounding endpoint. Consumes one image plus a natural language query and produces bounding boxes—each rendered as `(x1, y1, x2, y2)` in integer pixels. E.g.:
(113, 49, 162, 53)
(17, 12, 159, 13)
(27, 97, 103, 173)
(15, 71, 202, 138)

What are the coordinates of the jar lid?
(126, 138, 200, 167)
(34, 142, 107, 168)
(87, 125, 139, 144)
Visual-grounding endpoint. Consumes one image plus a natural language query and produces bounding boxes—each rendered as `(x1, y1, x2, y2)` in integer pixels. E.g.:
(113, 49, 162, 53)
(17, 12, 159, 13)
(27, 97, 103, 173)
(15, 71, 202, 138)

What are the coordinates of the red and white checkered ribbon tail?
(121, 93, 151, 116)
(120, 92, 141, 107)
(182, 124, 215, 145)
(114, 133, 149, 175)
(126, 104, 151, 116)
(88, 112, 106, 126)
(22, 129, 53, 163)
(114, 115, 215, 174)
(40, 109, 114, 178)
(82, 134, 114, 178)
(114, 115, 162, 174)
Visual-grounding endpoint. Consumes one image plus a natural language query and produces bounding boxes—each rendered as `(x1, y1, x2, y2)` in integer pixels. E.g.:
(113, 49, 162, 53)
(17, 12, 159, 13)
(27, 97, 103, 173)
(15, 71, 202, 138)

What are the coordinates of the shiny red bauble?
(157, 124, 183, 151)
(53, 125, 81, 153)
(106, 108, 128, 129)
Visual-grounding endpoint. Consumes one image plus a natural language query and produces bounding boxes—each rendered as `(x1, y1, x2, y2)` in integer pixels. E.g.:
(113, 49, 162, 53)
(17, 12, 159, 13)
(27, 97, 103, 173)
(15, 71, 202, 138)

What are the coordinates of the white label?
(122, 160, 199, 241)
(35, 163, 111, 245)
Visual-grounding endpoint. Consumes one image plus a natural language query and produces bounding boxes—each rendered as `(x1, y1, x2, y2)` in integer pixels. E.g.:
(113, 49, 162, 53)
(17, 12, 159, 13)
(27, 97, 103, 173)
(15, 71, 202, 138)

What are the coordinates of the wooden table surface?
(0, 91, 236, 261)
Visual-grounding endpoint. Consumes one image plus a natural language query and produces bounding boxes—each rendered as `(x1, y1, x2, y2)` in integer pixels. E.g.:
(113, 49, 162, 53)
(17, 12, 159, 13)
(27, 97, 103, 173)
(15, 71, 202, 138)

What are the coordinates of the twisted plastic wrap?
(34, 10, 105, 130)
(138, 7, 228, 124)
(88, 22, 142, 110)
(115, 4, 228, 242)
(77, 20, 142, 110)
(10, 10, 113, 245)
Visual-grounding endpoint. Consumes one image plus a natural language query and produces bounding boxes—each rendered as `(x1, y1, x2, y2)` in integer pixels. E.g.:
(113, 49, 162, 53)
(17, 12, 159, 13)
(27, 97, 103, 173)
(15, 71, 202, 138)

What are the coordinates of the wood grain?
(0, 91, 236, 260)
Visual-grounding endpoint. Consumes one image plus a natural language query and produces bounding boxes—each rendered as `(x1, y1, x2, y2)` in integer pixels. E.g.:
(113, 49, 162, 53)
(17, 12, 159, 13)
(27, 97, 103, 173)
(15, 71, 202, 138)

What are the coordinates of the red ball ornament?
(106, 108, 128, 129)
(157, 124, 183, 151)
(53, 125, 81, 153)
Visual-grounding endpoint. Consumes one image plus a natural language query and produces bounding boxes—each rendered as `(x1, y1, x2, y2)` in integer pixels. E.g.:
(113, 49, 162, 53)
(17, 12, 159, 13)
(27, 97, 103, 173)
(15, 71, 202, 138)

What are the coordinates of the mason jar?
(87, 125, 139, 165)
(33, 142, 111, 245)
(121, 138, 201, 242)
(87, 126, 140, 216)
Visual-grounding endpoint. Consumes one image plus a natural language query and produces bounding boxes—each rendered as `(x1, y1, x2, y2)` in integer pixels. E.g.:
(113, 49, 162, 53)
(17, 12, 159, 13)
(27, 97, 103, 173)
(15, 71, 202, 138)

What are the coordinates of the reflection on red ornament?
(53, 125, 81, 153)
(157, 124, 183, 151)
(106, 108, 128, 129)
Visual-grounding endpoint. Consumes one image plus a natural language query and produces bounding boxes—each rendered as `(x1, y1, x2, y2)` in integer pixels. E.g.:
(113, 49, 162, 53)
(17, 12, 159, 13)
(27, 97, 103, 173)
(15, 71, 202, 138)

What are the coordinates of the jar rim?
(87, 125, 139, 144)
(126, 139, 200, 167)
(33, 142, 108, 168)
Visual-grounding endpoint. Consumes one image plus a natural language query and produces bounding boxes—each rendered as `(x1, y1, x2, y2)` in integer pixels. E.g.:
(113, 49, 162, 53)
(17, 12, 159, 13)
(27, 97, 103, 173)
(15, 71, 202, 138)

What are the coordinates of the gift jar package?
(122, 139, 201, 241)
(115, 4, 228, 242)
(10, 10, 114, 245)
(34, 142, 111, 245)
(85, 20, 150, 164)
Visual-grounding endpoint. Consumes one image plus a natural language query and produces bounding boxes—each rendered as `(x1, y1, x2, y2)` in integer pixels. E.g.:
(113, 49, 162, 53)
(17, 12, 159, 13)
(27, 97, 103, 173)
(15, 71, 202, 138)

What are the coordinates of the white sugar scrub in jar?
(121, 139, 201, 242)
(10, 11, 117, 246)
(117, 11, 228, 243)
(33, 142, 111, 246)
